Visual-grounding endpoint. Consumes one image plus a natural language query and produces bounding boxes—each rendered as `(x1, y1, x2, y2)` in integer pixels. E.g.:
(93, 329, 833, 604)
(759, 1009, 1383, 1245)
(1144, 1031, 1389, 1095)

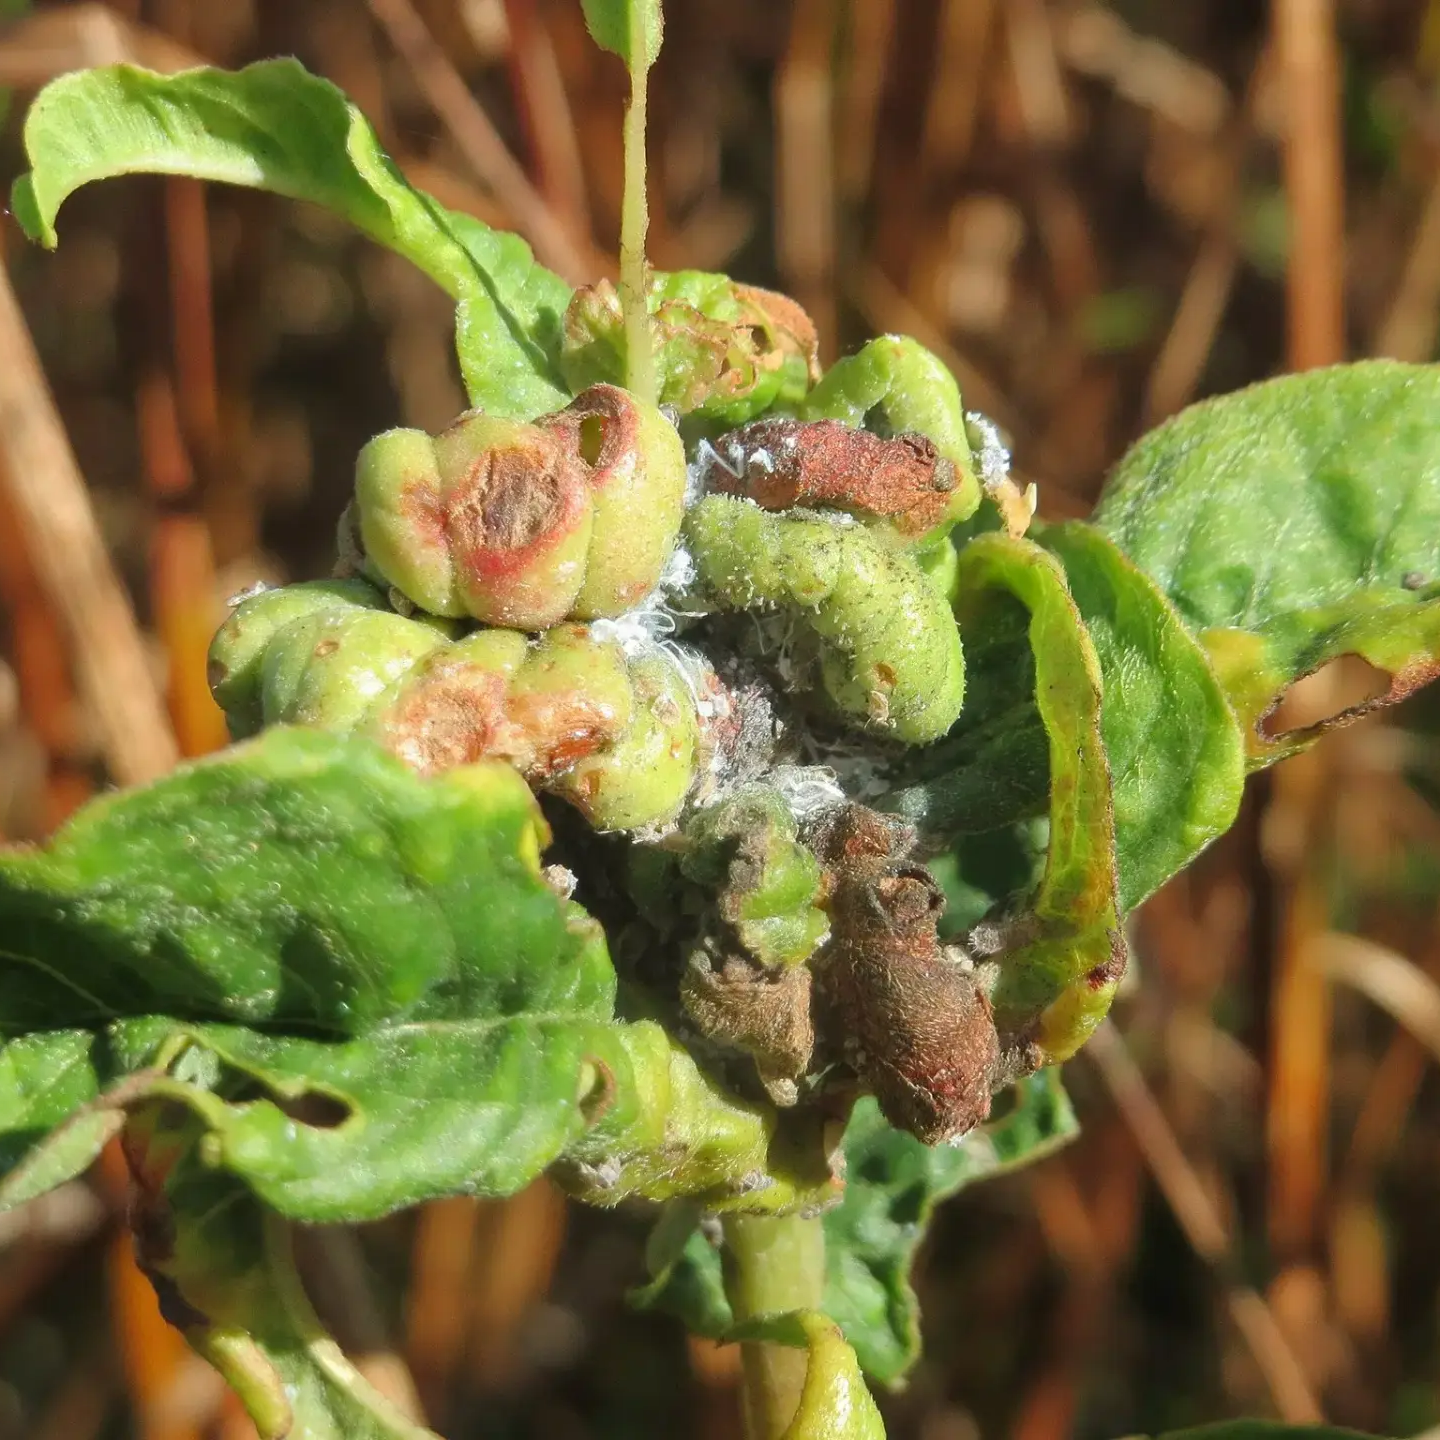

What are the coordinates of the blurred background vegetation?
(2, 0, 1440, 1437)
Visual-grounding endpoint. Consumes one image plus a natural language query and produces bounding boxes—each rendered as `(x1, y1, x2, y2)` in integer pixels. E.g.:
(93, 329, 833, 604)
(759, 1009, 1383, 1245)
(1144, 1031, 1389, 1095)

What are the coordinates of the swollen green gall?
(683, 495, 966, 743)
(208, 584, 718, 832)
(349, 384, 687, 629)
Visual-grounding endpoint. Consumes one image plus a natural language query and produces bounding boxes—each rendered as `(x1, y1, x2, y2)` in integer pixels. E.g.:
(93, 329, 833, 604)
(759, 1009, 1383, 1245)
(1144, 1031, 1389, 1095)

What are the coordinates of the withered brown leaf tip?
(809, 805, 1001, 1144)
(707, 417, 959, 538)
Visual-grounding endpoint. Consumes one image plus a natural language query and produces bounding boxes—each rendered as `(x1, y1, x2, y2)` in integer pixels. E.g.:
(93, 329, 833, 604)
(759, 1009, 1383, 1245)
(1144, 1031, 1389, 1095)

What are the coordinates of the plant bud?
(560, 270, 820, 427)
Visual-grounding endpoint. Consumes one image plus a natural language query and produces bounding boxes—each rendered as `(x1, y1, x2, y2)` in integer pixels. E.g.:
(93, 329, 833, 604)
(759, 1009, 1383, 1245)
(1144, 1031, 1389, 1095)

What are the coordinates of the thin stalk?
(721, 1212, 826, 1440)
(619, 48, 656, 405)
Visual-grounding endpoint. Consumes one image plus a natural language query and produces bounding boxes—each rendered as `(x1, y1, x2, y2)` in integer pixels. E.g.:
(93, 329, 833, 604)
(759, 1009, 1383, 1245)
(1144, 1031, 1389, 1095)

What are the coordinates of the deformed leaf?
(1093, 362, 1440, 766)
(0, 730, 623, 1220)
(822, 1072, 1077, 1386)
(949, 535, 1125, 1064)
(1036, 522, 1245, 911)
(561, 270, 819, 427)
(11, 60, 571, 418)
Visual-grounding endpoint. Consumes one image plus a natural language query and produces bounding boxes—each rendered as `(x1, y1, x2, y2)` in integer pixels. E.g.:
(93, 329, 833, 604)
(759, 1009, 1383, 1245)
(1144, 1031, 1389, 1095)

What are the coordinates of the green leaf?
(728, 1310, 886, 1440)
(579, 0, 663, 74)
(822, 1072, 1077, 1386)
(1036, 522, 1245, 911)
(11, 60, 571, 419)
(444, 211, 574, 418)
(634, 1072, 1078, 1386)
(888, 535, 1124, 1062)
(144, 1155, 441, 1440)
(1093, 361, 1440, 766)
(0, 729, 621, 1220)
(0, 1032, 130, 1207)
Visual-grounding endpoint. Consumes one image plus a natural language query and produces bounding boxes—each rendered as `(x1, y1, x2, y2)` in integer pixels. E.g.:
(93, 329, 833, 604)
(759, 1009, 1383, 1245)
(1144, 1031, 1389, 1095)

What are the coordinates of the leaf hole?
(228, 1076, 353, 1130)
(1261, 654, 1399, 740)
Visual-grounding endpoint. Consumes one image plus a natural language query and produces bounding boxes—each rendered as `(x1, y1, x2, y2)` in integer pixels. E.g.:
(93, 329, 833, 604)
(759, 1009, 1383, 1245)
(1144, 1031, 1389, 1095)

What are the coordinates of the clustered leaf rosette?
(206, 306, 1062, 1152)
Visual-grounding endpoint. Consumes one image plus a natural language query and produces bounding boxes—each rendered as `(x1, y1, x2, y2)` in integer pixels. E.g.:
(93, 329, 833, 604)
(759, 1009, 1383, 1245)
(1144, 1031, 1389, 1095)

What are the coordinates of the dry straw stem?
(776, 0, 838, 358)
(364, 0, 600, 285)
(1268, 0, 1345, 1283)
(1142, 50, 1270, 426)
(0, 3, 201, 84)
(1274, 0, 1345, 369)
(502, 0, 591, 244)
(1085, 1022, 1325, 1424)
(1310, 932, 1440, 1067)
(1373, 172, 1440, 361)
(0, 263, 179, 786)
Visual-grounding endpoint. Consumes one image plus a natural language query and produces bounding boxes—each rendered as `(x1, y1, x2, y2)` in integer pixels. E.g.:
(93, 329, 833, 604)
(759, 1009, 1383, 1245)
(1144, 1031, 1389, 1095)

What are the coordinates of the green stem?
(619, 54, 656, 405)
(722, 1212, 827, 1440)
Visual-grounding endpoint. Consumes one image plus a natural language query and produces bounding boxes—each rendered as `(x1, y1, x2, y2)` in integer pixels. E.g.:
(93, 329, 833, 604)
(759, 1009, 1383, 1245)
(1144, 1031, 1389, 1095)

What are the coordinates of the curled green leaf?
(209, 588, 711, 833)
(131, 1152, 441, 1439)
(679, 787, 830, 970)
(949, 535, 1125, 1065)
(801, 336, 980, 529)
(1093, 361, 1440, 766)
(1036, 522, 1245, 911)
(554, 1018, 840, 1215)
